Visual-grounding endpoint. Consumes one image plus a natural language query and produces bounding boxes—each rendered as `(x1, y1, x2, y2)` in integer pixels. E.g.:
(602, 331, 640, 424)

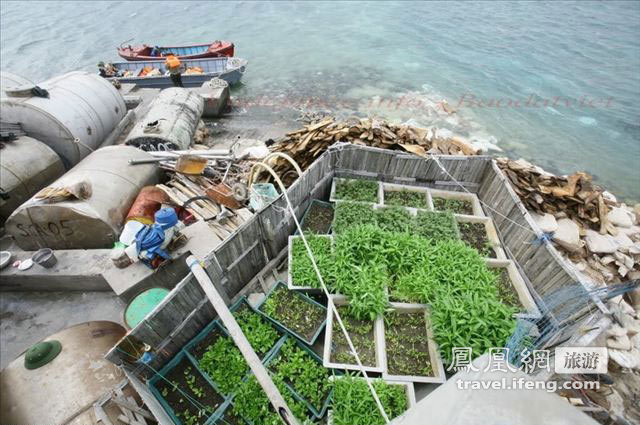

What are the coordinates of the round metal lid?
(24, 340, 62, 370)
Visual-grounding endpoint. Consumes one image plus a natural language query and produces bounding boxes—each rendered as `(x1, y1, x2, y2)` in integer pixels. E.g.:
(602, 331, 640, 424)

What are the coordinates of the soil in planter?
(384, 190, 428, 209)
(330, 306, 377, 367)
(335, 179, 378, 203)
(260, 285, 325, 342)
(384, 311, 433, 377)
(433, 197, 474, 215)
(302, 202, 334, 234)
(458, 222, 497, 258)
(493, 268, 523, 310)
(267, 339, 332, 413)
(156, 357, 224, 425)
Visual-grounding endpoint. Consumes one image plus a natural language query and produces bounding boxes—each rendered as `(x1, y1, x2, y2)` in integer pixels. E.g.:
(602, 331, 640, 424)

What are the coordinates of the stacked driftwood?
(497, 157, 640, 286)
(157, 173, 253, 241)
(269, 117, 478, 179)
(496, 157, 611, 232)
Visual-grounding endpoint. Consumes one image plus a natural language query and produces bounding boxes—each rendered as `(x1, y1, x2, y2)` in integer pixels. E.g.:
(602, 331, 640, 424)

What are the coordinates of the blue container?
(155, 207, 178, 228)
(255, 281, 327, 346)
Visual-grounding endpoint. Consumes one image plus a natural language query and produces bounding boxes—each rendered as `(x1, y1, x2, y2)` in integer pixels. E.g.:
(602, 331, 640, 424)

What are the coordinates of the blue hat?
(154, 208, 178, 229)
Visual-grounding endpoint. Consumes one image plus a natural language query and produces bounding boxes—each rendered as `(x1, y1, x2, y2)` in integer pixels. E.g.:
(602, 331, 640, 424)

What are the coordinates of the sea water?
(1, 1, 638, 200)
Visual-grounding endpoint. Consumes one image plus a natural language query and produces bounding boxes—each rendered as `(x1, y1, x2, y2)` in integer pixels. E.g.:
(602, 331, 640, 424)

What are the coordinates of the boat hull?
(105, 57, 246, 89)
(117, 41, 234, 61)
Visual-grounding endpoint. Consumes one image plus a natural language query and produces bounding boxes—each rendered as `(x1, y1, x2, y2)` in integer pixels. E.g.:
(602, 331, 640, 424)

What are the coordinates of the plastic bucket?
(32, 248, 57, 268)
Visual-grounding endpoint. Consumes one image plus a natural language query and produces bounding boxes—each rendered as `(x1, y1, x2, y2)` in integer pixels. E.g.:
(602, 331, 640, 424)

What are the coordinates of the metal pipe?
(186, 256, 301, 425)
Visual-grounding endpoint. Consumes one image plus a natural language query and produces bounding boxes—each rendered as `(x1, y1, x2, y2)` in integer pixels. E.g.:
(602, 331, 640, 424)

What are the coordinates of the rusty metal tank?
(0, 136, 65, 222)
(125, 87, 203, 151)
(0, 321, 126, 425)
(5, 145, 161, 250)
(0, 71, 126, 169)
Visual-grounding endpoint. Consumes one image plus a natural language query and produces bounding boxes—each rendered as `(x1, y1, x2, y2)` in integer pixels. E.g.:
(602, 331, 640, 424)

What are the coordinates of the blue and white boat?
(105, 57, 247, 88)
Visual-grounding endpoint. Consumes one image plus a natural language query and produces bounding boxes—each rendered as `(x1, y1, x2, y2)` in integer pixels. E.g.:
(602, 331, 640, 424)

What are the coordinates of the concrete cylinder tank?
(125, 87, 203, 151)
(0, 136, 65, 222)
(0, 71, 126, 169)
(5, 145, 161, 250)
(0, 321, 126, 425)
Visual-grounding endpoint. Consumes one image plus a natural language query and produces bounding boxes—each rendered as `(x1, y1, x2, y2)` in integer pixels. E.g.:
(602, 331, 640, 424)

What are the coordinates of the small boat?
(117, 41, 234, 61)
(105, 57, 247, 88)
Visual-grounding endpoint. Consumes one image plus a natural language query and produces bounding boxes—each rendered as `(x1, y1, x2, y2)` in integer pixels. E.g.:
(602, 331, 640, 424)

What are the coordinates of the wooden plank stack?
(496, 157, 612, 232)
(156, 173, 253, 240)
(269, 116, 479, 177)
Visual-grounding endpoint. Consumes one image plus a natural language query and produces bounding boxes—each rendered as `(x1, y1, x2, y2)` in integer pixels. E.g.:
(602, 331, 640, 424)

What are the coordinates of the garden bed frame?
(329, 177, 382, 205)
(455, 215, 507, 259)
(429, 188, 485, 217)
(326, 375, 417, 425)
(380, 182, 431, 212)
(323, 295, 385, 373)
(486, 259, 541, 318)
(381, 303, 446, 384)
(256, 281, 327, 345)
(105, 144, 606, 425)
(287, 234, 334, 292)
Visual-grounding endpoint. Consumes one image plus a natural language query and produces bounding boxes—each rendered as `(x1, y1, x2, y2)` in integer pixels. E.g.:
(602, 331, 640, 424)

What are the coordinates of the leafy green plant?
(199, 336, 248, 395)
(335, 179, 378, 202)
(375, 206, 414, 233)
(332, 374, 408, 425)
(432, 197, 473, 215)
(290, 234, 334, 288)
(269, 339, 332, 412)
(232, 375, 310, 425)
(431, 292, 516, 365)
(384, 189, 428, 208)
(414, 211, 460, 242)
(332, 201, 377, 234)
(234, 308, 280, 355)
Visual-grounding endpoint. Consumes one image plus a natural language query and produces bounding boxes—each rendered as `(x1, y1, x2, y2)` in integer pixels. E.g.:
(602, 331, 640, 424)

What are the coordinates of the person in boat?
(165, 55, 185, 87)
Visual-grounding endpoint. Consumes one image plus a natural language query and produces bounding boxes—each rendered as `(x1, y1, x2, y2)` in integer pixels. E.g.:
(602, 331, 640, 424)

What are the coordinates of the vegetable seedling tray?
(256, 281, 327, 345)
(295, 199, 335, 235)
(329, 177, 382, 205)
(326, 376, 416, 425)
(429, 188, 485, 218)
(455, 215, 507, 260)
(380, 182, 432, 213)
(323, 295, 385, 373)
(265, 336, 339, 419)
(149, 351, 227, 425)
(485, 259, 541, 318)
(381, 303, 447, 384)
(287, 234, 334, 293)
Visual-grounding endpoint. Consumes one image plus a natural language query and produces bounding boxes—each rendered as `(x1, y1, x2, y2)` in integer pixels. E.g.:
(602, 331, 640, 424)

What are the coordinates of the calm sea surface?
(1, 1, 639, 199)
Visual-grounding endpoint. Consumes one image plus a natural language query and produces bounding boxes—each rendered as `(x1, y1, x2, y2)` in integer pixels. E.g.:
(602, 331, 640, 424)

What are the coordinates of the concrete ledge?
(0, 221, 221, 299)
(0, 249, 112, 291)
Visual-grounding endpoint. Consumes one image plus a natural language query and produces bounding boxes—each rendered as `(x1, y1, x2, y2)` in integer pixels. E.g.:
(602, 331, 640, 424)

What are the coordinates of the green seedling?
(335, 179, 378, 202)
